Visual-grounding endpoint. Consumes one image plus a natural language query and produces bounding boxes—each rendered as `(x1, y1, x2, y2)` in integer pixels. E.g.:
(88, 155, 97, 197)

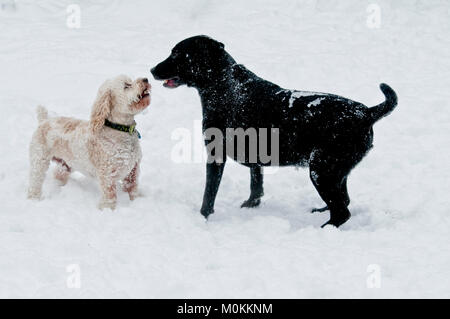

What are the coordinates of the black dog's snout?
(151, 67, 163, 80)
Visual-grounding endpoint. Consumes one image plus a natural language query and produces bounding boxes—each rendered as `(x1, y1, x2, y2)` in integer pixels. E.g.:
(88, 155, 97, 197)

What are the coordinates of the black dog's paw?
(200, 207, 214, 219)
(321, 215, 351, 228)
(241, 198, 261, 208)
(311, 206, 329, 213)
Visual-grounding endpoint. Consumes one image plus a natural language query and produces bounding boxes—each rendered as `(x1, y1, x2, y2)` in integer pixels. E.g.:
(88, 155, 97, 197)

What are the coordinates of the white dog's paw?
(128, 190, 144, 201)
(98, 200, 116, 211)
(27, 190, 42, 200)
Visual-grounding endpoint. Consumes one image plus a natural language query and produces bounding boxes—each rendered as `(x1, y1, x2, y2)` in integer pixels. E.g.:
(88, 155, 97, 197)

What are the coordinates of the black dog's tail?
(367, 83, 398, 125)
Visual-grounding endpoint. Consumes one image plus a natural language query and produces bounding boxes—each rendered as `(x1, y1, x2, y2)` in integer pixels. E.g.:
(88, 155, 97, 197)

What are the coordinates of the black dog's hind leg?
(241, 166, 264, 208)
(311, 205, 330, 213)
(200, 162, 226, 218)
(309, 151, 354, 227)
(311, 176, 350, 213)
(310, 172, 351, 228)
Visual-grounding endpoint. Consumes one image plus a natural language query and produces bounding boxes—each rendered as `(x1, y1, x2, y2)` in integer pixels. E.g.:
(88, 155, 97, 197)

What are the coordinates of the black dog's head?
(151, 35, 235, 89)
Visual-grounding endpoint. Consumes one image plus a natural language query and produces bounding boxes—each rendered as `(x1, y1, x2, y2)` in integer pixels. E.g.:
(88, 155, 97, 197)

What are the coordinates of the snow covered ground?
(0, 0, 449, 298)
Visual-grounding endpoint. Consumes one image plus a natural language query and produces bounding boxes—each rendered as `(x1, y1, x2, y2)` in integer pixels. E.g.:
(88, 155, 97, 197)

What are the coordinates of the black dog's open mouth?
(163, 77, 181, 89)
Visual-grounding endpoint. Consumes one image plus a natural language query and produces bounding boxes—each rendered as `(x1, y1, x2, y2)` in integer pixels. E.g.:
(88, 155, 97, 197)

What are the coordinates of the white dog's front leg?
(123, 163, 140, 200)
(98, 175, 117, 210)
(123, 162, 140, 201)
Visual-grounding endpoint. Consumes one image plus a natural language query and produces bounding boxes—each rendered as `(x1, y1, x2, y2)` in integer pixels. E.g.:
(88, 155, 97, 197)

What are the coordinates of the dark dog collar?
(104, 119, 141, 139)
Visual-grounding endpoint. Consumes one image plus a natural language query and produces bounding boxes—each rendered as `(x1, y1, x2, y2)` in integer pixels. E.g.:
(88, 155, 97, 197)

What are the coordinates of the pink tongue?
(166, 79, 176, 87)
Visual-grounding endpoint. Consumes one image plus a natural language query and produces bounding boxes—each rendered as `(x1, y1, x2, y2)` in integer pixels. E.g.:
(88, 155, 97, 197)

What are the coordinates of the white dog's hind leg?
(52, 158, 71, 186)
(28, 134, 50, 200)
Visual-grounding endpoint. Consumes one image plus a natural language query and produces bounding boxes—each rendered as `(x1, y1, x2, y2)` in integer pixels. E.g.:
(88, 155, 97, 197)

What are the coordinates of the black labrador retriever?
(151, 35, 397, 227)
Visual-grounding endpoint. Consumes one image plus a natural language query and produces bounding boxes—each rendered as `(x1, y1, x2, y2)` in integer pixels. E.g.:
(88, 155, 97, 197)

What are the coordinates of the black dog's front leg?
(241, 166, 264, 208)
(200, 162, 226, 219)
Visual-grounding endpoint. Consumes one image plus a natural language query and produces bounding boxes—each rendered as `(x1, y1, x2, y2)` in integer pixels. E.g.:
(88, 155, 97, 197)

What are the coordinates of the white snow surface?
(1, 0, 449, 298)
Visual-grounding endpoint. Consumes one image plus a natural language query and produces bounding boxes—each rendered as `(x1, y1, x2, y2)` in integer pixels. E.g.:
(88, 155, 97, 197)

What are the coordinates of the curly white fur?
(28, 75, 151, 210)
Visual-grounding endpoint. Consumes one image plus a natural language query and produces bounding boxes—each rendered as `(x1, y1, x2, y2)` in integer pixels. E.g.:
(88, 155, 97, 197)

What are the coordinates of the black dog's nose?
(151, 67, 163, 80)
(142, 78, 148, 83)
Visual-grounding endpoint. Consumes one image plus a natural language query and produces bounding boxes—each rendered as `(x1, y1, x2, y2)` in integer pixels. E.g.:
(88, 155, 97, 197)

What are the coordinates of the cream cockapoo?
(28, 75, 151, 209)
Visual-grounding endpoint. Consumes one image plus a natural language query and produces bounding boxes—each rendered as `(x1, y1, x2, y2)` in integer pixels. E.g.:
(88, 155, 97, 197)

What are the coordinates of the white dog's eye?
(124, 83, 132, 89)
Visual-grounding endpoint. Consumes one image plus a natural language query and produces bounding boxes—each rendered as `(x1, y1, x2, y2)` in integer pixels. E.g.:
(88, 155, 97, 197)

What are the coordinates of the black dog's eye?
(124, 83, 132, 89)
(171, 51, 179, 59)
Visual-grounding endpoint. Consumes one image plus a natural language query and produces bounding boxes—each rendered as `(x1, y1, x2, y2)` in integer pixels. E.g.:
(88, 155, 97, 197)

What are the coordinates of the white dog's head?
(90, 75, 151, 133)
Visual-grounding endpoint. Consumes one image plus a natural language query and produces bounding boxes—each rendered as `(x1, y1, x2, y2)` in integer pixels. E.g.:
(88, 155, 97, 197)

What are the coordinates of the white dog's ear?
(90, 87, 113, 133)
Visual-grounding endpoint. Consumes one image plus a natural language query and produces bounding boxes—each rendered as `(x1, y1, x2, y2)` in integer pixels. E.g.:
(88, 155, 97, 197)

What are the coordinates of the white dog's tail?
(36, 105, 48, 123)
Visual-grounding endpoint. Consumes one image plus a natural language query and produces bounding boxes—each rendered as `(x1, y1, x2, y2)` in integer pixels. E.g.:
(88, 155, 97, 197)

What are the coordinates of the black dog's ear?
(206, 36, 225, 50)
(193, 35, 225, 51)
